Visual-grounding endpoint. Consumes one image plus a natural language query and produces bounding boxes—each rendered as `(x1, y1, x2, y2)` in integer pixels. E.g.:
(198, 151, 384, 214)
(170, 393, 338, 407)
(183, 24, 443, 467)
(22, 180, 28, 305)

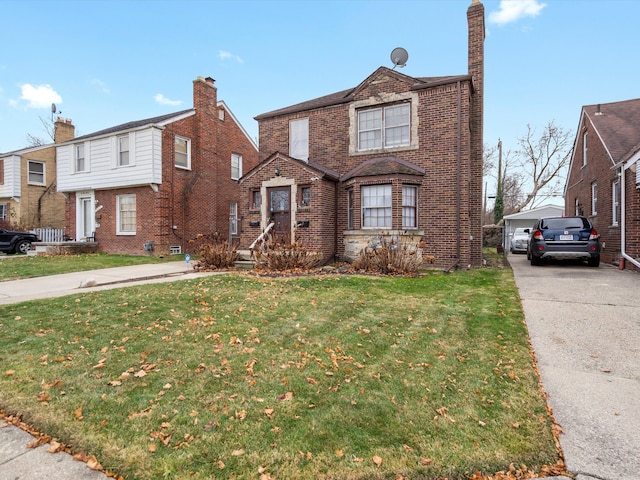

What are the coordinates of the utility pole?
(493, 139, 504, 225)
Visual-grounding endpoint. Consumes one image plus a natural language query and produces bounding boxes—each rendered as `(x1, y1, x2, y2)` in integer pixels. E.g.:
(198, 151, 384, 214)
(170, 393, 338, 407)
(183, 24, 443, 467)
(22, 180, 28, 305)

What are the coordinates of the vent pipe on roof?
(595, 104, 602, 115)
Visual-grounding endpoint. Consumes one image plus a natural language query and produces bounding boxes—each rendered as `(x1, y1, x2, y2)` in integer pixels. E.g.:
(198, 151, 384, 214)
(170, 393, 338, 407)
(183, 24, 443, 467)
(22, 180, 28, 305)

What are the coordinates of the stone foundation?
(32, 242, 99, 255)
(343, 230, 426, 262)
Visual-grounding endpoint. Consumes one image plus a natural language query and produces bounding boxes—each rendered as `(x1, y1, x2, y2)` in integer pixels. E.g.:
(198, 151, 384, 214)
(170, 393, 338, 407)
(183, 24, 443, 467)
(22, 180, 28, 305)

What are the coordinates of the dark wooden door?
(268, 187, 291, 243)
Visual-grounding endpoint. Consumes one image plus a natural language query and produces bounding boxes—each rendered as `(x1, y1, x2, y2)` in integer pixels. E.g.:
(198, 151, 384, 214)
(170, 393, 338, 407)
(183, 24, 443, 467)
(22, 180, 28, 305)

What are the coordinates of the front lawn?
(0, 269, 560, 479)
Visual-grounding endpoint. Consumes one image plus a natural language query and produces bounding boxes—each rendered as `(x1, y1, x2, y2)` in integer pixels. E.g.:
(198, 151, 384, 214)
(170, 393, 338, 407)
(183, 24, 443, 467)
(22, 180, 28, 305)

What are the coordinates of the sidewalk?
(0, 260, 216, 305)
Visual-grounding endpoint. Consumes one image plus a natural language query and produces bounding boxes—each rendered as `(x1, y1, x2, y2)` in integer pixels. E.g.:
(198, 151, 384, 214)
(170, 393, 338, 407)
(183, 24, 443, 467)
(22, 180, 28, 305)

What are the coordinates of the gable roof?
(64, 109, 195, 145)
(240, 151, 340, 183)
(255, 66, 471, 120)
(583, 98, 640, 164)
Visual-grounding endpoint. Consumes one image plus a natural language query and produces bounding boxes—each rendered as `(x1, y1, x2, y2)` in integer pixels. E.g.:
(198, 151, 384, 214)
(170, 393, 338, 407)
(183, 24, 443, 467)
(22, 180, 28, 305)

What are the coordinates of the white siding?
(57, 127, 163, 192)
(0, 155, 21, 198)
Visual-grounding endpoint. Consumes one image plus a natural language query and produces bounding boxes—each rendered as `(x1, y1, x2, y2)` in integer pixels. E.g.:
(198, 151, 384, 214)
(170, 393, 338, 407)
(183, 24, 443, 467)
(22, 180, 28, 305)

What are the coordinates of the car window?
(540, 218, 588, 230)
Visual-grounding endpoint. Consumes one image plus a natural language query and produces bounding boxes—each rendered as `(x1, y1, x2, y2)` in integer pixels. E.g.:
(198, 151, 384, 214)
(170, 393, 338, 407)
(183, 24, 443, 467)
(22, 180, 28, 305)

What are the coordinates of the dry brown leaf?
(373, 455, 383, 467)
(232, 449, 245, 456)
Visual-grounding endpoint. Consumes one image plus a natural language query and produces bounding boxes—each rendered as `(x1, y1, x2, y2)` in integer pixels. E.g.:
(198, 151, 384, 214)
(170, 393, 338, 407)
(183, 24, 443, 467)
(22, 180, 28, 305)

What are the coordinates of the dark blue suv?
(527, 216, 600, 267)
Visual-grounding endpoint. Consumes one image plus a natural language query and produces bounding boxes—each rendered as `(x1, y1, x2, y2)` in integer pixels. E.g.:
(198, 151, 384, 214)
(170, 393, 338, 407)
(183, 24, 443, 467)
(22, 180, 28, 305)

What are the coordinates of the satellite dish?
(390, 47, 408, 69)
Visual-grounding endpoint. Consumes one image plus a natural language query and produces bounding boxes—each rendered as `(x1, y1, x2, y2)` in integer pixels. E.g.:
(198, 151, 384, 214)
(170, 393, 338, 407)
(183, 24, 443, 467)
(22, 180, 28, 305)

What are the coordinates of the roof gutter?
(620, 165, 640, 269)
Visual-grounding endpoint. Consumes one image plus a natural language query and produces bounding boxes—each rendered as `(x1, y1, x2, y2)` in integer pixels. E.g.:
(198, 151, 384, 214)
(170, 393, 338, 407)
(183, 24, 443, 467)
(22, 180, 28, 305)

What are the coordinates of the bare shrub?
(352, 235, 425, 276)
(192, 232, 239, 271)
(252, 232, 323, 272)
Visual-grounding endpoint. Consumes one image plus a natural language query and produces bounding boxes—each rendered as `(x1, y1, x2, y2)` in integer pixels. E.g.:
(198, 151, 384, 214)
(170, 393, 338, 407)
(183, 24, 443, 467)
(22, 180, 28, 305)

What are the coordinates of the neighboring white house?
(502, 204, 565, 251)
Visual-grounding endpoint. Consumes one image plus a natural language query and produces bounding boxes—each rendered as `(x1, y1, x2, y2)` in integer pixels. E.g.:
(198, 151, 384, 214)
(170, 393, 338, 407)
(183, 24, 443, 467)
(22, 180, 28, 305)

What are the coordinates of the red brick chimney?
(467, 0, 485, 267)
(54, 117, 75, 143)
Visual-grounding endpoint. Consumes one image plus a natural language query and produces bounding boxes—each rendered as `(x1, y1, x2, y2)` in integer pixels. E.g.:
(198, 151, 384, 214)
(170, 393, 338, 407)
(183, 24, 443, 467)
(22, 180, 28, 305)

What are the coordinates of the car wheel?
(588, 256, 600, 267)
(530, 254, 542, 266)
(14, 240, 31, 254)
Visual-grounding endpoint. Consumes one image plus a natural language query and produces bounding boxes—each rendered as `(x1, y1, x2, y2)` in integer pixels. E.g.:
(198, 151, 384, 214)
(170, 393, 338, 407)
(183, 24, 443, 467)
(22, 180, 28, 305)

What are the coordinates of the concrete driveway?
(508, 253, 640, 480)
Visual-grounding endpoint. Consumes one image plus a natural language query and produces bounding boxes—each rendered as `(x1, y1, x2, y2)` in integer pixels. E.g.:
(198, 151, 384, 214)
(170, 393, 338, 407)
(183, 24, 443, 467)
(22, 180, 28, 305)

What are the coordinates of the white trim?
(116, 194, 137, 235)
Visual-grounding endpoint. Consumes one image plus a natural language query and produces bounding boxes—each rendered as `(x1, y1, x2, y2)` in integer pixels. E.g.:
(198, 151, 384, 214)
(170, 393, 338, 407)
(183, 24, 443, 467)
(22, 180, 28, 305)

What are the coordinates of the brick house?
(56, 76, 258, 255)
(239, 0, 485, 269)
(0, 118, 74, 229)
(564, 98, 640, 271)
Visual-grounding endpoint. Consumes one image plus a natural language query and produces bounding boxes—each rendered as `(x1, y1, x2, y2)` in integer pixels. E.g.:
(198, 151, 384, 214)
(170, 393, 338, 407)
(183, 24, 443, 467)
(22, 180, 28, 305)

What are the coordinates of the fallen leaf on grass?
(74, 407, 84, 421)
(277, 392, 293, 401)
(232, 449, 245, 456)
(372, 455, 383, 467)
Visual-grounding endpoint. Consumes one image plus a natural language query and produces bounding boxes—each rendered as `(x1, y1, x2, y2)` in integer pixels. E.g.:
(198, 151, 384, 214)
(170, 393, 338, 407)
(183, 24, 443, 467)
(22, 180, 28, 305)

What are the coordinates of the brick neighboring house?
(564, 98, 640, 271)
(239, 0, 485, 269)
(0, 118, 74, 229)
(56, 76, 258, 255)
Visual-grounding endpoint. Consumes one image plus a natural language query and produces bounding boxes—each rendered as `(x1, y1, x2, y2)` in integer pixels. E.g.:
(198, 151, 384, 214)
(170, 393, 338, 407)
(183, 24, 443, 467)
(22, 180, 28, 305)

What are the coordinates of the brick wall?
(71, 77, 258, 256)
(18, 146, 66, 229)
(565, 121, 622, 266)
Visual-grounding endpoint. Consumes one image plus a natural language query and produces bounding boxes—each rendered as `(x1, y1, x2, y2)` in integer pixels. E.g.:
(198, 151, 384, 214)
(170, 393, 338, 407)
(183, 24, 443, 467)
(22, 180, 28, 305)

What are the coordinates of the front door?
(78, 196, 93, 240)
(268, 187, 291, 244)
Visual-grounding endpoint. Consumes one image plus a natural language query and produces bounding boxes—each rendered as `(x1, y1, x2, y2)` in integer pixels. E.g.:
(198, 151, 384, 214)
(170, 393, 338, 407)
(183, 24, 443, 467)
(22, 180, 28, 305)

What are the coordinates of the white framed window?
(582, 132, 588, 166)
(175, 136, 190, 169)
(402, 186, 418, 228)
(28, 160, 45, 185)
(290, 118, 309, 161)
(0, 203, 7, 221)
(229, 201, 238, 235)
(362, 184, 392, 228)
(75, 143, 86, 172)
(300, 186, 311, 207)
(231, 153, 242, 180)
(118, 135, 130, 166)
(591, 182, 597, 215)
(358, 103, 410, 151)
(612, 177, 621, 226)
(116, 194, 136, 235)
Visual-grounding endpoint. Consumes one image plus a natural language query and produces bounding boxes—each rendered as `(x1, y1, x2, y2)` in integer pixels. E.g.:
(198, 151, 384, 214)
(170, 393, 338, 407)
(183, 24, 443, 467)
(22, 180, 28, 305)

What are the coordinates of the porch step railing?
(249, 222, 275, 251)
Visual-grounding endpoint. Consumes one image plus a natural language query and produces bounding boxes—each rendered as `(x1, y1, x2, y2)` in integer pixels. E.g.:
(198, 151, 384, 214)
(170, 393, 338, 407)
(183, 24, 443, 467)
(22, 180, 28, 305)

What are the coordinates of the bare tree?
(25, 116, 55, 147)
(511, 121, 573, 212)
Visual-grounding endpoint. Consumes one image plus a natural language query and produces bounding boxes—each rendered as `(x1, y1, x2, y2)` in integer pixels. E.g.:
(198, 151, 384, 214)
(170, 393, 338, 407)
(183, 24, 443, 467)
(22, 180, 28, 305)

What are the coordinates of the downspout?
(334, 181, 339, 262)
(620, 166, 640, 269)
(456, 80, 462, 265)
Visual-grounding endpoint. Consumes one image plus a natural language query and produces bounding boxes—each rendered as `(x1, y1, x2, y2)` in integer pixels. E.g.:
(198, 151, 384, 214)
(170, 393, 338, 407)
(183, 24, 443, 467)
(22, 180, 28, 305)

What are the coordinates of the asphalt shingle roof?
(71, 109, 195, 143)
(584, 98, 640, 163)
(255, 67, 470, 120)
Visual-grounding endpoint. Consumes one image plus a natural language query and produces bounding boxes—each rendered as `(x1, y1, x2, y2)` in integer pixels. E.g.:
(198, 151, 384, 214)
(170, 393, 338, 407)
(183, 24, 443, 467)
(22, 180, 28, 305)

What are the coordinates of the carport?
(502, 204, 564, 251)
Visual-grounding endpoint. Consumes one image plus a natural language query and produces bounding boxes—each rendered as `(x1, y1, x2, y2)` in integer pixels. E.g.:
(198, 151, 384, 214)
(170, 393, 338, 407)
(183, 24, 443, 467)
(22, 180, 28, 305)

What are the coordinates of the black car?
(0, 228, 39, 254)
(527, 216, 600, 267)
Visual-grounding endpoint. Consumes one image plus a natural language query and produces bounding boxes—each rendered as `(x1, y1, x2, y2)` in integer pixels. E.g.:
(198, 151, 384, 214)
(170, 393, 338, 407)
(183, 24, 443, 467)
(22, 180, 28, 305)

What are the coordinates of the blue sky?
(1, 0, 638, 189)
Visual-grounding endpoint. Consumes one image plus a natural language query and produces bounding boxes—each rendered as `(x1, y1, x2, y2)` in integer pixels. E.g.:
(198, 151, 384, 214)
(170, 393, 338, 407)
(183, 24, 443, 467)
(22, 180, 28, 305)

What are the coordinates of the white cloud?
(18, 83, 62, 109)
(488, 0, 546, 25)
(154, 94, 182, 106)
(219, 50, 244, 64)
(91, 78, 110, 94)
